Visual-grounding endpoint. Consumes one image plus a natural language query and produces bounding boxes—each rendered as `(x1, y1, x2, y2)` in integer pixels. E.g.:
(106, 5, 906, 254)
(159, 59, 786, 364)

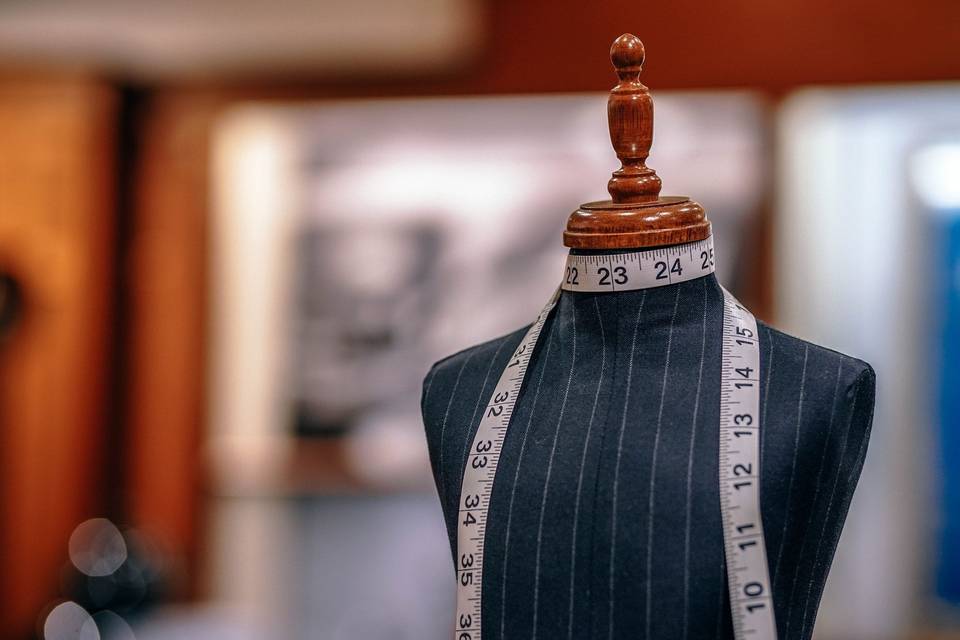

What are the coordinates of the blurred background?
(0, 1, 958, 638)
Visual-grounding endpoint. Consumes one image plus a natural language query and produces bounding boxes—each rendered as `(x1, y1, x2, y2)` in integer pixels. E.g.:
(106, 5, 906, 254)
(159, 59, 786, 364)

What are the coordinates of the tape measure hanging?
(718, 286, 777, 638)
(453, 236, 777, 640)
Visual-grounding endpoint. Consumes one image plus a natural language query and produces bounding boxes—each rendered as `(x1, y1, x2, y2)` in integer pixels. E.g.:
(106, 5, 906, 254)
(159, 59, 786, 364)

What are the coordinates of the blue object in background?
(932, 207, 960, 605)
(913, 139, 960, 608)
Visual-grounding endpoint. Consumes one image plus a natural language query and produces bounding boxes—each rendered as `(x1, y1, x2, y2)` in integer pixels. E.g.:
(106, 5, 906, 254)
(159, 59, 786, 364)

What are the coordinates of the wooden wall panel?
(0, 76, 116, 638)
(469, 0, 960, 94)
(125, 93, 220, 598)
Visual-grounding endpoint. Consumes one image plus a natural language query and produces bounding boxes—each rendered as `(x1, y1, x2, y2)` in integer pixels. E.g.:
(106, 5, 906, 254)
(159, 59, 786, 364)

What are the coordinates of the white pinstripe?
(532, 305, 577, 639)
(566, 298, 606, 640)
(761, 329, 776, 463)
(423, 367, 438, 407)
(607, 291, 647, 640)
(644, 286, 682, 638)
(800, 372, 863, 637)
(772, 345, 808, 587)
(682, 279, 709, 639)
(439, 353, 475, 508)
(498, 323, 557, 640)
(784, 357, 843, 637)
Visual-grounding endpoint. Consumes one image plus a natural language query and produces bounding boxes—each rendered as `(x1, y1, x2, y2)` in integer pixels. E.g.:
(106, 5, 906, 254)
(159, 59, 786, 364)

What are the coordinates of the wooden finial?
(607, 33, 661, 203)
(563, 34, 711, 249)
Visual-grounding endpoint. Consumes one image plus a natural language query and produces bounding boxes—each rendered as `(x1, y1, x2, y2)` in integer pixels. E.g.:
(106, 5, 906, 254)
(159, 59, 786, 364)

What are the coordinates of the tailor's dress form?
(421, 272, 875, 640)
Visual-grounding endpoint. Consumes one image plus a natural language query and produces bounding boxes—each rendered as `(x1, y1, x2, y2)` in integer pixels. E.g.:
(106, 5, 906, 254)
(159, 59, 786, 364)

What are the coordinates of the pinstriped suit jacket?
(421, 273, 875, 640)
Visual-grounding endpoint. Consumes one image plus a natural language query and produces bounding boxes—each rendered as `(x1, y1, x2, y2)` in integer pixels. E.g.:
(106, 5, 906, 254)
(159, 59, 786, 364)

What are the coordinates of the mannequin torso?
(421, 273, 874, 639)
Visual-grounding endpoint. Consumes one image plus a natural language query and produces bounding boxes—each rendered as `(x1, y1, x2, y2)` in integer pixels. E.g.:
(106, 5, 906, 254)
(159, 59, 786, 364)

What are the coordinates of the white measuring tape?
(454, 236, 776, 640)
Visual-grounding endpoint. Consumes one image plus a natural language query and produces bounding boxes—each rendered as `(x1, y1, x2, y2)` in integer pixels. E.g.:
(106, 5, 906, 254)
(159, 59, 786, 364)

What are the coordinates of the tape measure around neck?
(561, 236, 715, 292)
(453, 236, 777, 640)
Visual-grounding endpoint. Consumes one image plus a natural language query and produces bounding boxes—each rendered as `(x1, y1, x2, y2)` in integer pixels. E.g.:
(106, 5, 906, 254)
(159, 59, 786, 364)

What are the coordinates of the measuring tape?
(454, 236, 777, 640)
(718, 283, 777, 638)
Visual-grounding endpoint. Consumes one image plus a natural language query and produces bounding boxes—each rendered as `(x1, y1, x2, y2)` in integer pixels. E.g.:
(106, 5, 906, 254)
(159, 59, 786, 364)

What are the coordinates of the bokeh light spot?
(43, 601, 99, 640)
(68, 519, 127, 577)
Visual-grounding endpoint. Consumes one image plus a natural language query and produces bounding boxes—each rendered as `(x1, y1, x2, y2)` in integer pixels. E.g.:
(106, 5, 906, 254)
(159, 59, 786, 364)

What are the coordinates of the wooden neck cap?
(563, 34, 711, 249)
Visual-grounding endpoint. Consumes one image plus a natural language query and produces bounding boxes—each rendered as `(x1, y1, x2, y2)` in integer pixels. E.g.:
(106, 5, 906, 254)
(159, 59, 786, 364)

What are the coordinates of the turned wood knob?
(607, 33, 661, 203)
(562, 34, 711, 249)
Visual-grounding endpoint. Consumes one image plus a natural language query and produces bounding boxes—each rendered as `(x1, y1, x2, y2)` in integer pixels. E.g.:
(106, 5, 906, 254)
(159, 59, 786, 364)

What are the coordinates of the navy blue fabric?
(421, 272, 875, 640)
